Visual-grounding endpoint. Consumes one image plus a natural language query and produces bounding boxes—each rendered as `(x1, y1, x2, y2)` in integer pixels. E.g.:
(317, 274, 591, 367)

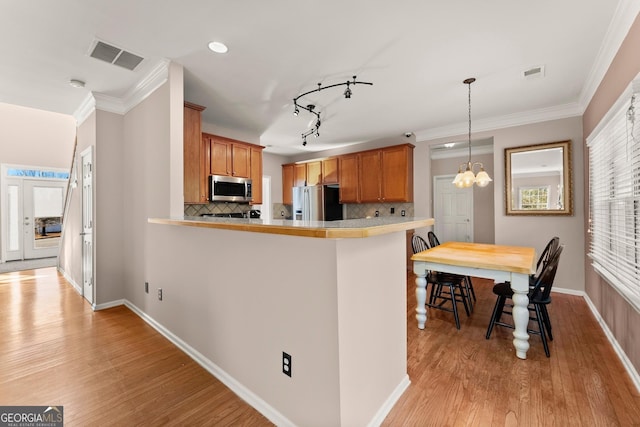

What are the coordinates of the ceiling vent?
(522, 65, 545, 79)
(89, 40, 144, 71)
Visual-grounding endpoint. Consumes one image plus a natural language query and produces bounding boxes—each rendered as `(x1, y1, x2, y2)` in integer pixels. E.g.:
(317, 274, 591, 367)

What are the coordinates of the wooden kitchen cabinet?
(358, 144, 414, 203)
(322, 157, 339, 184)
(358, 150, 383, 203)
(208, 134, 251, 178)
(339, 154, 359, 203)
(381, 144, 414, 202)
(294, 163, 306, 187)
(183, 102, 207, 204)
(306, 161, 322, 186)
(282, 164, 294, 205)
(250, 146, 263, 205)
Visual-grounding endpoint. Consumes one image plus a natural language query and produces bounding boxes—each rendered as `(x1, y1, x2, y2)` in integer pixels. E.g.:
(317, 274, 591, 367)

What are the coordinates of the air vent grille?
(89, 40, 144, 71)
(522, 65, 545, 79)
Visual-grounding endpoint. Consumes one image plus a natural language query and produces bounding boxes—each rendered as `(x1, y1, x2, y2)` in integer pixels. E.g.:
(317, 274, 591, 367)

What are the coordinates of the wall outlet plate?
(282, 352, 292, 377)
(158, 288, 163, 301)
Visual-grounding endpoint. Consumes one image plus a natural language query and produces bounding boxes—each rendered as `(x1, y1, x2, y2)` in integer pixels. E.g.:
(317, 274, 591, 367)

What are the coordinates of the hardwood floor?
(0, 268, 270, 426)
(1, 268, 639, 426)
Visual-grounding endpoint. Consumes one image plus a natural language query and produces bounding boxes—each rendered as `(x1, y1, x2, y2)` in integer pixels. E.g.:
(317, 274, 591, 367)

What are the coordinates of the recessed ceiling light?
(208, 41, 228, 54)
(69, 79, 85, 88)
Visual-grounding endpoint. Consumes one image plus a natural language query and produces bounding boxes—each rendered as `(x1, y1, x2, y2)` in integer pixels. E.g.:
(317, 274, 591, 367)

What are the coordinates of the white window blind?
(587, 77, 640, 312)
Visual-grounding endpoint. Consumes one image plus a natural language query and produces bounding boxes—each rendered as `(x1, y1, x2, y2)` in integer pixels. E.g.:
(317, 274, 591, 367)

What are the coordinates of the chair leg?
(534, 304, 550, 357)
(449, 283, 461, 330)
(486, 296, 505, 339)
(462, 277, 474, 312)
(458, 282, 471, 316)
(466, 276, 477, 302)
(540, 305, 553, 341)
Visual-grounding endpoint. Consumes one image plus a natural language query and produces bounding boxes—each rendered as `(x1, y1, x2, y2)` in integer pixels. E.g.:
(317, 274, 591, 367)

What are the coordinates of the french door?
(4, 177, 67, 261)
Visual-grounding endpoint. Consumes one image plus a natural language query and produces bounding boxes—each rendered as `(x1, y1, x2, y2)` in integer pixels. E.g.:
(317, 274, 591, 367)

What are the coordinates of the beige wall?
(415, 116, 585, 293)
(582, 13, 640, 377)
(0, 102, 75, 168)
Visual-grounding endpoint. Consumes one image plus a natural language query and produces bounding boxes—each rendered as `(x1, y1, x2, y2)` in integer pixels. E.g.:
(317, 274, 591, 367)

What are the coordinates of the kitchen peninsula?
(146, 215, 433, 427)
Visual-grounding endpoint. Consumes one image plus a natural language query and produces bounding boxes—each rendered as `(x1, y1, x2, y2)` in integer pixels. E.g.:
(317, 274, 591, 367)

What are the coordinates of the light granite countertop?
(148, 216, 434, 238)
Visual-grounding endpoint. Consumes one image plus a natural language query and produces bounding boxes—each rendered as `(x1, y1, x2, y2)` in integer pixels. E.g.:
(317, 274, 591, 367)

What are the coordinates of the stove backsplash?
(185, 202, 414, 219)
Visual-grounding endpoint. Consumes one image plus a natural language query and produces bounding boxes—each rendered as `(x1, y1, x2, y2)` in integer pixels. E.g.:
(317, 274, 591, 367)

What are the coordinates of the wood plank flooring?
(1, 268, 639, 426)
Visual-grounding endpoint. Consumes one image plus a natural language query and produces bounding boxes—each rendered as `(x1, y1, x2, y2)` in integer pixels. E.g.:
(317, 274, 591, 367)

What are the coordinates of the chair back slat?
(536, 236, 559, 275)
(412, 235, 430, 254)
(427, 231, 441, 248)
(531, 244, 563, 302)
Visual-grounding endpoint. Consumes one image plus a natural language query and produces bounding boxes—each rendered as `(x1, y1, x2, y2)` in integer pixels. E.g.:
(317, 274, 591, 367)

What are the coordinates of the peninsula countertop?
(148, 216, 435, 238)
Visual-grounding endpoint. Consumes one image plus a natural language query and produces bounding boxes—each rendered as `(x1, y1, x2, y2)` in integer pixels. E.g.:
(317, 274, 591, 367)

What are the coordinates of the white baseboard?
(367, 375, 410, 427)
(57, 266, 82, 295)
(94, 299, 126, 311)
(583, 294, 640, 393)
(552, 286, 584, 296)
(122, 300, 296, 427)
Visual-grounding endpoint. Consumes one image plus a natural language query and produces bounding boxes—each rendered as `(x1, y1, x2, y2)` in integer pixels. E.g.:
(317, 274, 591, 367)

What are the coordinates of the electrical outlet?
(390, 207, 395, 214)
(145, 282, 149, 293)
(158, 288, 163, 301)
(401, 210, 406, 216)
(282, 352, 292, 377)
(375, 210, 379, 217)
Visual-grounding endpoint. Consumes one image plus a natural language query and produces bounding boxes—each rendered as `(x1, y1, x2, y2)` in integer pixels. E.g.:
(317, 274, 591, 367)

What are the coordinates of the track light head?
(344, 87, 352, 98)
(293, 106, 299, 116)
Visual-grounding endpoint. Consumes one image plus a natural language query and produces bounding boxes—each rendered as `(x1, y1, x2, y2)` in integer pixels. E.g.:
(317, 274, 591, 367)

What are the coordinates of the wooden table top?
(411, 241, 536, 275)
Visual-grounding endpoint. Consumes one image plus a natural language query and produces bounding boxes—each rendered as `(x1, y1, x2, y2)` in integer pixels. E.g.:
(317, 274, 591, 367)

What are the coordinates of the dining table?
(412, 241, 536, 359)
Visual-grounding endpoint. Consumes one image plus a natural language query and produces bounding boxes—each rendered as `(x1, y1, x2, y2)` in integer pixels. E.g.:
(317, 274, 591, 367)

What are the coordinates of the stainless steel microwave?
(209, 175, 252, 203)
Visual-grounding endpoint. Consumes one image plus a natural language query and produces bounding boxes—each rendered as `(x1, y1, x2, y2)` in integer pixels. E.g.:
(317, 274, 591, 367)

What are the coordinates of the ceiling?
(1, 1, 635, 156)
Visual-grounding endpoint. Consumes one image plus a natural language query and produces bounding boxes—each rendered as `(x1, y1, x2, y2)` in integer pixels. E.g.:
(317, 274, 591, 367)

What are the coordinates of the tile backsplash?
(185, 202, 414, 220)
(184, 203, 250, 217)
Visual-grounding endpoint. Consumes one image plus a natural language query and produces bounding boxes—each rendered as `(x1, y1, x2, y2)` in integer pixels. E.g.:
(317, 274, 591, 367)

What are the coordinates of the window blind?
(587, 78, 640, 312)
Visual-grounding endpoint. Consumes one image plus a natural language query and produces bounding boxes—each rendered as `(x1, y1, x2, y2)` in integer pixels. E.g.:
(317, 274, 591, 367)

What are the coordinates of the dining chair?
(427, 231, 476, 310)
(485, 244, 564, 357)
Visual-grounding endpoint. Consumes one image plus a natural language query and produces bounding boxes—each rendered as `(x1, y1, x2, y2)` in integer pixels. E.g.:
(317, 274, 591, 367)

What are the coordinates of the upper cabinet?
(183, 102, 207, 204)
(282, 144, 414, 205)
(208, 134, 251, 178)
(322, 158, 339, 184)
(282, 164, 294, 205)
(250, 145, 264, 205)
(339, 154, 359, 203)
(380, 144, 414, 202)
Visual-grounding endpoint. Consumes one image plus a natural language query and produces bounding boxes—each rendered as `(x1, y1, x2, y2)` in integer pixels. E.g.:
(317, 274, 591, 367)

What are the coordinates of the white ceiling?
(1, 1, 637, 156)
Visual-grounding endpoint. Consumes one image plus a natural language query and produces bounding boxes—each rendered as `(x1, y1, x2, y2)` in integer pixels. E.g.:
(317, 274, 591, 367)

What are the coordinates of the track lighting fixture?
(293, 75, 372, 146)
(452, 78, 492, 188)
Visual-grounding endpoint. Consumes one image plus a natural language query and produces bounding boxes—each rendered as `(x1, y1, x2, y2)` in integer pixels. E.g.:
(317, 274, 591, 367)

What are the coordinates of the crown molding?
(415, 102, 582, 142)
(93, 59, 170, 115)
(430, 144, 494, 160)
(579, 0, 640, 111)
(73, 92, 96, 125)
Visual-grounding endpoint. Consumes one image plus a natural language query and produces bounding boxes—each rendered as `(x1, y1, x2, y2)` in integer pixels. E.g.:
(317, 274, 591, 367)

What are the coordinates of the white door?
(81, 148, 94, 304)
(4, 177, 66, 261)
(434, 175, 473, 243)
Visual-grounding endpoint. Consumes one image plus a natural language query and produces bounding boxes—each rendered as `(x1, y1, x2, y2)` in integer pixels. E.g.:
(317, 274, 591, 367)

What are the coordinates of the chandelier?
(293, 76, 372, 146)
(452, 78, 492, 188)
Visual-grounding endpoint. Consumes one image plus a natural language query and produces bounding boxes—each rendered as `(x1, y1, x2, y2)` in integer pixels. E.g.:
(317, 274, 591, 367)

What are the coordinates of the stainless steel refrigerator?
(292, 185, 343, 221)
